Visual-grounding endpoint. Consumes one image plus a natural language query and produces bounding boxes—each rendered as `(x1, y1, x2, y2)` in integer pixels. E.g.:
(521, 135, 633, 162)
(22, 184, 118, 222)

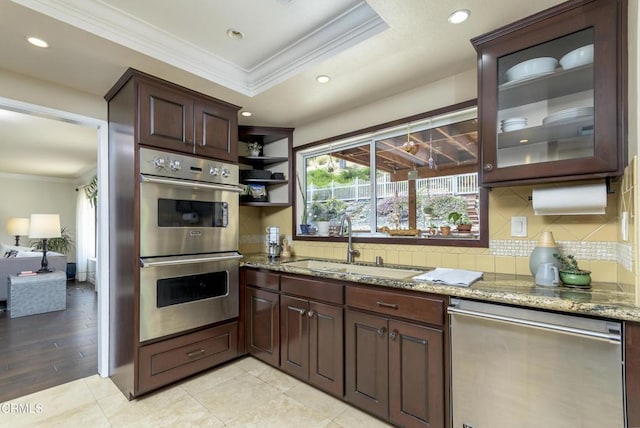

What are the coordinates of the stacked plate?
(505, 57, 557, 84)
(500, 117, 528, 132)
(542, 106, 594, 126)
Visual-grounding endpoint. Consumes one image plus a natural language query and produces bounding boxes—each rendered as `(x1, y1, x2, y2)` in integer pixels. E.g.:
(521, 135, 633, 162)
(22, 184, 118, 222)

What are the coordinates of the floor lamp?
(6, 217, 30, 246)
(29, 214, 61, 273)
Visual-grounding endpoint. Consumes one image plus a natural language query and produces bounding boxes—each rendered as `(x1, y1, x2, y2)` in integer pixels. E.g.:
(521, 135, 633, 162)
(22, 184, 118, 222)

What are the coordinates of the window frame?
(292, 99, 488, 248)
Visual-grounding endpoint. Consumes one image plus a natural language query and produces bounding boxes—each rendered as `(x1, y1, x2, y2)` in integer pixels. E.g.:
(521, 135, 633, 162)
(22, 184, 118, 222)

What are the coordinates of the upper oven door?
(140, 175, 240, 257)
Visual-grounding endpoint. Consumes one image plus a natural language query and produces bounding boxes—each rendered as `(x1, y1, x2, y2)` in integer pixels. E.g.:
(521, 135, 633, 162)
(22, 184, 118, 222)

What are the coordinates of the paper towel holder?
(527, 177, 614, 201)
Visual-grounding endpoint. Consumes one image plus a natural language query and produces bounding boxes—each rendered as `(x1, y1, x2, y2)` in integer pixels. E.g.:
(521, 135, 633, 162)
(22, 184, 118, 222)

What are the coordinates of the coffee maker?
(266, 226, 281, 258)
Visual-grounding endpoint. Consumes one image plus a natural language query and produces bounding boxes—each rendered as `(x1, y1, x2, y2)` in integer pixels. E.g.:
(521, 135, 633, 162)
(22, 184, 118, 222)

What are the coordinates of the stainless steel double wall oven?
(138, 147, 242, 342)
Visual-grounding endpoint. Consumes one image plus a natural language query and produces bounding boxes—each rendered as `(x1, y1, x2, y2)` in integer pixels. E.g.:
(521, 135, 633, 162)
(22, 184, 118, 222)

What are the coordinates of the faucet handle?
(375, 256, 383, 266)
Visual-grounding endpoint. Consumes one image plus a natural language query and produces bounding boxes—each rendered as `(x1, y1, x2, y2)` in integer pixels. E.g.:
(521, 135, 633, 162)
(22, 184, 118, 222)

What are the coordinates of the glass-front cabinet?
(472, 0, 626, 186)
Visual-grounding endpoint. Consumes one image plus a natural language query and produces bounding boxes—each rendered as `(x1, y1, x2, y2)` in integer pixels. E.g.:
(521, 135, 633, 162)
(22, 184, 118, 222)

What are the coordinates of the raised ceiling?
(0, 0, 566, 178)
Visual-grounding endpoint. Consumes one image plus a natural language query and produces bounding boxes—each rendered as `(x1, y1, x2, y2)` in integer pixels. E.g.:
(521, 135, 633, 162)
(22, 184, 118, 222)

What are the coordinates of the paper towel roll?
(532, 183, 607, 215)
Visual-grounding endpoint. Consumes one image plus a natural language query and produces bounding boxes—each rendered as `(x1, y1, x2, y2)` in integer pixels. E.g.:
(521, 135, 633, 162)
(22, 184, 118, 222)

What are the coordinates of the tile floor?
(1, 356, 392, 427)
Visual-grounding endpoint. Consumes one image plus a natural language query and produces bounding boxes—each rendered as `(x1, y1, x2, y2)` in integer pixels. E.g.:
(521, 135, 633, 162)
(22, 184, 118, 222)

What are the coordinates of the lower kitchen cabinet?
(345, 285, 446, 427)
(246, 286, 280, 366)
(138, 322, 238, 395)
(280, 294, 343, 397)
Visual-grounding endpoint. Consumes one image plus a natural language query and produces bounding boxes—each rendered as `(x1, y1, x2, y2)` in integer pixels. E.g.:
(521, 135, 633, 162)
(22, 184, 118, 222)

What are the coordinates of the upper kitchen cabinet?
(472, 0, 627, 186)
(108, 68, 240, 162)
(238, 126, 294, 206)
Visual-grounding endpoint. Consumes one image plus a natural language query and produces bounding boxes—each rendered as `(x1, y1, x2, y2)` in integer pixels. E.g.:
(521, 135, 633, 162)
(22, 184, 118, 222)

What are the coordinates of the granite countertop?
(240, 254, 640, 322)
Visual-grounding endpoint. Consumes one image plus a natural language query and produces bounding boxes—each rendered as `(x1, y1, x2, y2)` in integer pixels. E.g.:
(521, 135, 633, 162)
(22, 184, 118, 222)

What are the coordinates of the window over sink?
(293, 100, 488, 247)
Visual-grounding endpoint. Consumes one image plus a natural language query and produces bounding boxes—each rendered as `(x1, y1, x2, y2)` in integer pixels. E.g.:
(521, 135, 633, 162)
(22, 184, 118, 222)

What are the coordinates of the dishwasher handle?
(447, 305, 621, 344)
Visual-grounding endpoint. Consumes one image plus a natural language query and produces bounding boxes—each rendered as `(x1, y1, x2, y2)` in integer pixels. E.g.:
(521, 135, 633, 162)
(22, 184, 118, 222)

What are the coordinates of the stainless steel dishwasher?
(448, 298, 625, 428)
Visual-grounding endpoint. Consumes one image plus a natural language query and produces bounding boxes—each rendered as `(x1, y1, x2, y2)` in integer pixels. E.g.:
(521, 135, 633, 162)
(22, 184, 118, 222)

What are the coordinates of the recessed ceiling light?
(226, 29, 245, 40)
(241, 111, 252, 117)
(448, 9, 470, 24)
(520, 139, 529, 144)
(316, 75, 331, 84)
(26, 36, 49, 48)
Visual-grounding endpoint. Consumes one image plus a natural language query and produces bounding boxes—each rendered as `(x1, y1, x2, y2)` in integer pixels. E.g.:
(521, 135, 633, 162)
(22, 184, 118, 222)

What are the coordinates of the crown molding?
(12, 0, 388, 96)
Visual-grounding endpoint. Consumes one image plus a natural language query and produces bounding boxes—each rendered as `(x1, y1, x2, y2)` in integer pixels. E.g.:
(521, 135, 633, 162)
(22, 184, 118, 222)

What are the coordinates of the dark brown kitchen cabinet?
(345, 285, 446, 427)
(138, 321, 238, 395)
(472, 0, 627, 186)
(246, 286, 280, 367)
(134, 69, 240, 162)
(280, 275, 344, 397)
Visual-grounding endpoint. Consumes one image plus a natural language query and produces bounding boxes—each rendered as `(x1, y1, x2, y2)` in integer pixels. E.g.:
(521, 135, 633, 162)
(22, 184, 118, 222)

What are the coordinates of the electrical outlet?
(511, 216, 527, 237)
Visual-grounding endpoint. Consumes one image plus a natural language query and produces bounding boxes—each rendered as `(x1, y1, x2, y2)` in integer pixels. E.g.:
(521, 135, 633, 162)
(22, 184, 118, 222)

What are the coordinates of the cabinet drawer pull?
(389, 329, 398, 340)
(376, 301, 398, 309)
(483, 163, 494, 172)
(308, 311, 315, 318)
(186, 349, 206, 359)
(377, 327, 386, 337)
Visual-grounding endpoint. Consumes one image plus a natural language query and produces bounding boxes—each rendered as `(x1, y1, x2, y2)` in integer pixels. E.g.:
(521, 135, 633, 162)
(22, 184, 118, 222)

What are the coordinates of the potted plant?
(247, 142, 262, 157)
(31, 226, 76, 279)
(448, 211, 472, 233)
(553, 253, 592, 287)
(309, 198, 347, 236)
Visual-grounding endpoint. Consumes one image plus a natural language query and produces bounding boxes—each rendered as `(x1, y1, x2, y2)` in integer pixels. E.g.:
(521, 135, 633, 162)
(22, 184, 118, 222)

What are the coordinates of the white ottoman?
(7, 271, 66, 318)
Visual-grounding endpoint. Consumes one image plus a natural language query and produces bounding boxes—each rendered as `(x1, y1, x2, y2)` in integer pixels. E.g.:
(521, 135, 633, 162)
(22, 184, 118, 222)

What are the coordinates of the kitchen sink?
(282, 259, 426, 280)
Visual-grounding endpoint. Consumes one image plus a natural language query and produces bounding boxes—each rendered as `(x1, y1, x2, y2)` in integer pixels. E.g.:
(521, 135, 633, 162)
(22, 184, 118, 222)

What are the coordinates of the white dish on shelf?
(560, 44, 594, 70)
(505, 57, 558, 83)
(500, 117, 528, 132)
(542, 106, 594, 126)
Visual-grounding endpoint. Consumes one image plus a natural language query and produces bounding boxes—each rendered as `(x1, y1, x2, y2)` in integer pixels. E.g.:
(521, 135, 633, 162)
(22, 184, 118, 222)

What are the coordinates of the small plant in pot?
(247, 142, 262, 157)
(553, 253, 592, 288)
(448, 211, 472, 233)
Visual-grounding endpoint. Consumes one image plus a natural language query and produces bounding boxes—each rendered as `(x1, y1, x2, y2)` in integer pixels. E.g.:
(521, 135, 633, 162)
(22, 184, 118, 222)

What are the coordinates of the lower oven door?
(139, 252, 241, 342)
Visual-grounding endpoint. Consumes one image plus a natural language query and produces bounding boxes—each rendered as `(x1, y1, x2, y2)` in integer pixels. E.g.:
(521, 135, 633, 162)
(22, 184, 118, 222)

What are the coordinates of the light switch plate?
(511, 216, 527, 237)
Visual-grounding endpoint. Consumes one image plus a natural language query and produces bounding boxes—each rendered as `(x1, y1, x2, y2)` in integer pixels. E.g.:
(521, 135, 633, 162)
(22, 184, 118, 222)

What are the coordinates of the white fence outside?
(308, 173, 478, 202)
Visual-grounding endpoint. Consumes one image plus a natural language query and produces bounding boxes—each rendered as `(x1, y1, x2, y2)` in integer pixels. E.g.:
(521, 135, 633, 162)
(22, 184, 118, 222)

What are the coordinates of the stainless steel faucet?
(339, 214, 360, 263)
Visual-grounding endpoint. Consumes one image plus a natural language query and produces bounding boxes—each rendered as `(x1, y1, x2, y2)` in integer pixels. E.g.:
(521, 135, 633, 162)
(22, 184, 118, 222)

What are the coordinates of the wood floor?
(0, 280, 98, 402)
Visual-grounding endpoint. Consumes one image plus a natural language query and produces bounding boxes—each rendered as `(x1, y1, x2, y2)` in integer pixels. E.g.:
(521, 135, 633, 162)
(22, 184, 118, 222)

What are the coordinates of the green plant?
(296, 172, 308, 225)
(553, 253, 587, 272)
(247, 142, 262, 153)
(84, 175, 98, 208)
(31, 226, 74, 255)
(310, 198, 347, 222)
(448, 211, 472, 225)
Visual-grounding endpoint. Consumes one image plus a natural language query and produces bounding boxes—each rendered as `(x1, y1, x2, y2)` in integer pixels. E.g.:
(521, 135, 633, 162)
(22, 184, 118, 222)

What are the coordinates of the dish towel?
(413, 268, 483, 287)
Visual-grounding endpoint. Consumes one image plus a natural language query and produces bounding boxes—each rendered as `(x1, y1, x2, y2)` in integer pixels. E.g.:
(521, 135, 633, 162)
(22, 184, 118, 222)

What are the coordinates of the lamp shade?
(6, 217, 30, 236)
(29, 214, 61, 239)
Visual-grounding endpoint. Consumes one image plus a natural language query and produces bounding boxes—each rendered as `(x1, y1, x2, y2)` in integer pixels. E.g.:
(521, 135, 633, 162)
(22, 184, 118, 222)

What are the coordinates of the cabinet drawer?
(281, 275, 343, 305)
(138, 322, 238, 394)
(346, 286, 444, 326)
(245, 269, 280, 291)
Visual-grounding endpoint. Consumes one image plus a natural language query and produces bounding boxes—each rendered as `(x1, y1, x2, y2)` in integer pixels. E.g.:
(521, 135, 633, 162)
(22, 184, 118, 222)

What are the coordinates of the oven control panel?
(140, 147, 239, 185)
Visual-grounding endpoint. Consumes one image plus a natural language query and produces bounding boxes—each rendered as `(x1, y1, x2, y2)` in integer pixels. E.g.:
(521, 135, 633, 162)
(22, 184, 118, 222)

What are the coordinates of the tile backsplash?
(240, 167, 637, 292)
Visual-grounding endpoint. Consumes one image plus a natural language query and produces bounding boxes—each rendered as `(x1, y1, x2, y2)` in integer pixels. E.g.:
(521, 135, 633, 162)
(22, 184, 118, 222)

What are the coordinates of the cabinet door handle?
(483, 163, 494, 172)
(298, 308, 306, 316)
(187, 349, 206, 359)
(389, 329, 398, 340)
(377, 327, 386, 337)
(308, 311, 315, 318)
(376, 301, 398, 309)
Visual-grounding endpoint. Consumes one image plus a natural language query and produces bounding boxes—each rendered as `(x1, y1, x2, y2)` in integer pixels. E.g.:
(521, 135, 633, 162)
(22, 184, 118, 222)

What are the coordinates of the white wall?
(0, 173, 78, 260)
(293, 68, 477, 147)
(0, 68, 106, 120)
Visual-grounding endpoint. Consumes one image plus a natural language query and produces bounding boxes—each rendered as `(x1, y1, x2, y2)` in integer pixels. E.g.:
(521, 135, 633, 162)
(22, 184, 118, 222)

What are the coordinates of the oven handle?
(140, 253, 243, 268)
(140, 174, 244, 193)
